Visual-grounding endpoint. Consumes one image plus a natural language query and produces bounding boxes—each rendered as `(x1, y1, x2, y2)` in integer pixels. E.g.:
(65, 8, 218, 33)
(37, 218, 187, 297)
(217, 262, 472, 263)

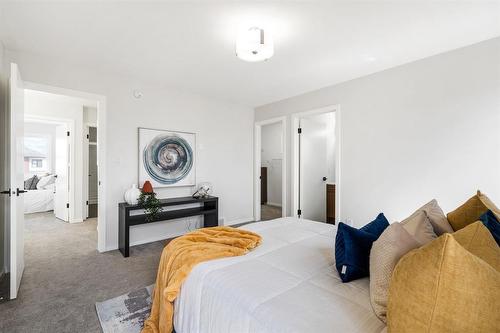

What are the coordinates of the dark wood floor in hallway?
(261, 204, 282, 221)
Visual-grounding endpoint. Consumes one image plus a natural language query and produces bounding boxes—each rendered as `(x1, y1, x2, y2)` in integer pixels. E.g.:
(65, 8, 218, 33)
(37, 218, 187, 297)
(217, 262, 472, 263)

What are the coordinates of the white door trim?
(254, 116, 287, 221)
(291, 105, 342, 222)
(23, 81, 108, 253)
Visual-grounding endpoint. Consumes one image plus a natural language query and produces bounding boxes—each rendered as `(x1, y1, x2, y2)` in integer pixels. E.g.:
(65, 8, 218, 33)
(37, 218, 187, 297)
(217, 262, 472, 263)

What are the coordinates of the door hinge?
(86, 201, 89, 205)
(86, 134, 89, 139)
(67, 131, 70, 137)
(298, 128, 302, 134)
(297, 209, 302, 216)
(66, 203, 70, 208)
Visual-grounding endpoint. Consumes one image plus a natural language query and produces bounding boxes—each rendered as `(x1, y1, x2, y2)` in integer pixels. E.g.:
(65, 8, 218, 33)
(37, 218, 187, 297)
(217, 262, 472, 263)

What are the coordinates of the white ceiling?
(1, 1, 499, 107)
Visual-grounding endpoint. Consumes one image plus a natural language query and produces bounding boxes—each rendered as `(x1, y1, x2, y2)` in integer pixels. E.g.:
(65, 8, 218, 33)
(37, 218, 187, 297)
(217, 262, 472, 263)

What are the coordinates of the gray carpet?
(0, 212, 165, 333)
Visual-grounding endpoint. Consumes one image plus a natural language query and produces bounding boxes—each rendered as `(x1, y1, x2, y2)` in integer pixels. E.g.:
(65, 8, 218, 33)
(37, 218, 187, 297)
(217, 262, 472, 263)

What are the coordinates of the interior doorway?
(254, 117, 287, 221)
(292, 105, 341, 224)
(85, 125, 98, 218)
(1, 62, 107, 300)
(23, 117, 71, 222)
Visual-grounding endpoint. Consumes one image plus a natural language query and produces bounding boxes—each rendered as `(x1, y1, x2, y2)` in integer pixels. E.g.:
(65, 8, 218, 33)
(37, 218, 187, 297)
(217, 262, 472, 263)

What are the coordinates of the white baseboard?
(265, 202, 282, 208)
(225, 217, 255, 225)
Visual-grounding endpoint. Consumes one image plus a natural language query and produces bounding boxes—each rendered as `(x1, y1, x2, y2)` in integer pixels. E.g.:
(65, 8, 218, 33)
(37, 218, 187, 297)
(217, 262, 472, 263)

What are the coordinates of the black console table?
(119, 196, 218, 257)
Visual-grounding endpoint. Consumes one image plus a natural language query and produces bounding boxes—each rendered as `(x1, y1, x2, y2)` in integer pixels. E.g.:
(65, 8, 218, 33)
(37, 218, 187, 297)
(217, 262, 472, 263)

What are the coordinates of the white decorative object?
(192, 182, 213, 198)
(236, 26, 274, 62)
(124, 184, 141, 205)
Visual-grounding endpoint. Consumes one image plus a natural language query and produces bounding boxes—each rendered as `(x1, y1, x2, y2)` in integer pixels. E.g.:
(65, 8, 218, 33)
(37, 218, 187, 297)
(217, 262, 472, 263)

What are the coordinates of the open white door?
(299, 113, 331, 222)
(9, 63, 25, 299)
(54, 124, 69, 222)
(83, 126, 89, 219)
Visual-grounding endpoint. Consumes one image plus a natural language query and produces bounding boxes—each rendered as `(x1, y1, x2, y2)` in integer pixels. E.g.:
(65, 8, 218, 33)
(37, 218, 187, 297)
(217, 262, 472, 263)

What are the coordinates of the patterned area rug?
(95, 285, 154, 333)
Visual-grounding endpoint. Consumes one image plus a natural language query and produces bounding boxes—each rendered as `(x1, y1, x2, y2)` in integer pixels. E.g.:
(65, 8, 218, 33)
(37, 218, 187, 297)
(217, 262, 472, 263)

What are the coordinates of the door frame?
(23, 81, 108, 253)
(83, 123, 97, 219)
(291, 105, 342, 222)
(254, 116, 287, 221)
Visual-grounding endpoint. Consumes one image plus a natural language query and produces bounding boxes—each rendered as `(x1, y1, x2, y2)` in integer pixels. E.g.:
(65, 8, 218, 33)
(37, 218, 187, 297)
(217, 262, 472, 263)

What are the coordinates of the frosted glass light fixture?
(236, 26, 274, 62)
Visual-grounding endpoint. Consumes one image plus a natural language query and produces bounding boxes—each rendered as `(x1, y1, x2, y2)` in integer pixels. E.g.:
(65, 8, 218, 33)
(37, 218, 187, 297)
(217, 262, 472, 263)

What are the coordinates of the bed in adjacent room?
(24, 187, 55, 214)
(24, 174, 56, 214)
(173, 217, 385, 333)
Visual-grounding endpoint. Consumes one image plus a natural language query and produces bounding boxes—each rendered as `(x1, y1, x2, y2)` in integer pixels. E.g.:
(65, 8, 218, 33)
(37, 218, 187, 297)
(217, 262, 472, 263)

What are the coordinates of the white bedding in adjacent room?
(24, 189, 54, 214)
(174, 217, 385, 333)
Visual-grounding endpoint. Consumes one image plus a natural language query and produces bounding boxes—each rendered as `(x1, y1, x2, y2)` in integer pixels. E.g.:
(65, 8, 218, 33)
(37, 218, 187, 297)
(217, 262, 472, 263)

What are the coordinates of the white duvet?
(174, 217, 385, 333)
(24, 189, 54, 214)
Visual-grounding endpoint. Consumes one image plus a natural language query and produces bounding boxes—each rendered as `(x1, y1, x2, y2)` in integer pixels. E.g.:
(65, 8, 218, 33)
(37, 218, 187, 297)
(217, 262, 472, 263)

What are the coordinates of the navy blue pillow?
(479, 210, 500, 246)
(335, 213, 389, 283)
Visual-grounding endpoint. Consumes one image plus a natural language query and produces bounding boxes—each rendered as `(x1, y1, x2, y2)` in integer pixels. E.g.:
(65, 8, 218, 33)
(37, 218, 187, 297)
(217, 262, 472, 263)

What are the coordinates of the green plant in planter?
(138, 192, 163, 222)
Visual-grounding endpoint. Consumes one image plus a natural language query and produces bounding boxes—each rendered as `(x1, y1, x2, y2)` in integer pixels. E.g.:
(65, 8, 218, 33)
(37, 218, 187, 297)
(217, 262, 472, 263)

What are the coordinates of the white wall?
(83, 106, 97, 124)
(24, 121, 57, 177)
(256, 37, 500, 226)
(4, 49, 254, 251)
(261, 122, 282, 206)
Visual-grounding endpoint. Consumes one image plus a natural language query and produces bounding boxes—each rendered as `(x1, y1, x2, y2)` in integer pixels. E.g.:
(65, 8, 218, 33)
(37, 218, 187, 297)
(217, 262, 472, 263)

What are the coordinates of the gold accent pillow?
(447, 190, 500, 231)
(387, 223, 500, 333)
(453, 222, 500, 271)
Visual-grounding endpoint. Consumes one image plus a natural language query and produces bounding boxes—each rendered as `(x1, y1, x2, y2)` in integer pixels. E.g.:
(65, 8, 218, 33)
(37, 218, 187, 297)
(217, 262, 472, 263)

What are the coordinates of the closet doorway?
(84, 125, 98, 218)
(292, 105, 341, 224)
(254, 117, 287, 221)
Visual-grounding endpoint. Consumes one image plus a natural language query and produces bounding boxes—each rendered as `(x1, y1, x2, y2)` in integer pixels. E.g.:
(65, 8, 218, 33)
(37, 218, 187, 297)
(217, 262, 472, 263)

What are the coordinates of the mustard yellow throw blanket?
(141, 226, 262, 333)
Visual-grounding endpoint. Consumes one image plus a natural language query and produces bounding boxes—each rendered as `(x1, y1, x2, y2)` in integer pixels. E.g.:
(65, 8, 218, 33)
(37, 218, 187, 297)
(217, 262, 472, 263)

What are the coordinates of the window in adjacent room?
(24, 135, 50, 174)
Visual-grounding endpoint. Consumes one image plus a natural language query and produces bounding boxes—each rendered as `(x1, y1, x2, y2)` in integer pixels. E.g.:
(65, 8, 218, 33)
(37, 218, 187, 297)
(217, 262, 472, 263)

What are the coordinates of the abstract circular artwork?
(139, 128, 196, 187)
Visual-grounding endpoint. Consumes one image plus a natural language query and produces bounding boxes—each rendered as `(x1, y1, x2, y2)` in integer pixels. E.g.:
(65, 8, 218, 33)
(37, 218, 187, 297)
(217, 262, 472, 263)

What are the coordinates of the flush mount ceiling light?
(236, 26, 274, 62)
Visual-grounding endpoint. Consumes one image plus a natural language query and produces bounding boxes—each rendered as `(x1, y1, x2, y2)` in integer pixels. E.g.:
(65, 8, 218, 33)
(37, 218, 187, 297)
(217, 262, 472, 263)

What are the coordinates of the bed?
(174, 217, 385, 333)
(24, 188, 54, 214)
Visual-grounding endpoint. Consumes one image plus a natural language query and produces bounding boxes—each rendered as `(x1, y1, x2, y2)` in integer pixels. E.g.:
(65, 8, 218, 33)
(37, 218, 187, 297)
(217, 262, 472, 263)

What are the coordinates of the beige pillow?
(369, 222, 420, 322)
(400, 210, 437, 245)
(412, 199, 453, 235)
(387, 226, 500, 333)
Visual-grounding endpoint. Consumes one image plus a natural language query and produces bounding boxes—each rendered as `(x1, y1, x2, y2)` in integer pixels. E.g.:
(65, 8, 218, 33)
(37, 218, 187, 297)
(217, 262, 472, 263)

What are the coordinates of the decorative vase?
(124, 184, 141, 205)
(142, 180, 154, 194)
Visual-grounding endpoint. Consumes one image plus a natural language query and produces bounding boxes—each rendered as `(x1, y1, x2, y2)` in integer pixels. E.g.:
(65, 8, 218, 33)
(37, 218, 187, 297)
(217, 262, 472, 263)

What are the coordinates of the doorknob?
(16, 188, 27, 196)
(323, 177, 327, 181)
(1, 188, 11, 197)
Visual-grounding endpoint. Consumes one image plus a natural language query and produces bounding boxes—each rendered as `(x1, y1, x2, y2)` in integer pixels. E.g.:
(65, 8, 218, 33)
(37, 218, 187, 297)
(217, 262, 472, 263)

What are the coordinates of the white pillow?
(44, 183, 56, 191)
(37, 174, 56, 189)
